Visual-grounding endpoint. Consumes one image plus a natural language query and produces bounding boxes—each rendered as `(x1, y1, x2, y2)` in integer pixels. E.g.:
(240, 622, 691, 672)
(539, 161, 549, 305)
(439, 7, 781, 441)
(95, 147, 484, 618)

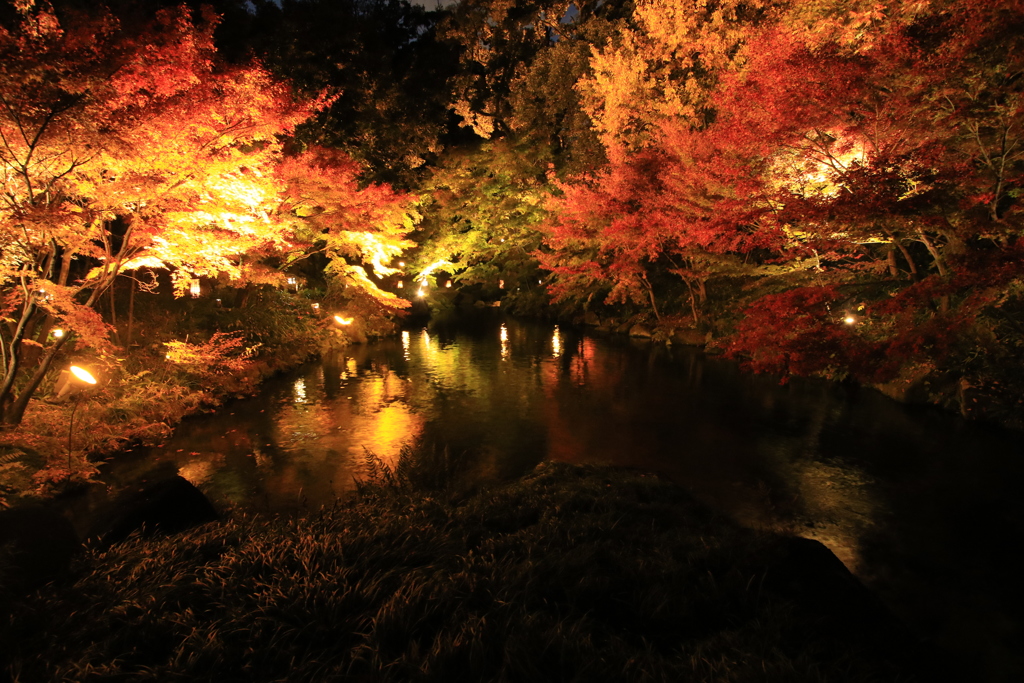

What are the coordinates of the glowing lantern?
(499, 280, 505, 289)
(334, 315, 354, 325)
(843, 315, 856, 325)
(55, 364, 97, 400)
(311, 303, 320, 311)
(445, 281, 452, 288)
(397, 281, 404, 289)
(417, 288, 426, 298)
(189, 279, 201, 298)
(51, 328, 65, 339)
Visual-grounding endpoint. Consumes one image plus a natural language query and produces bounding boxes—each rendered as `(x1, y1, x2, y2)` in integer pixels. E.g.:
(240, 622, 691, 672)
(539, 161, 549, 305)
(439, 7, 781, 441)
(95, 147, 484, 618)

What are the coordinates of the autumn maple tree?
(0, 1, 311, 426)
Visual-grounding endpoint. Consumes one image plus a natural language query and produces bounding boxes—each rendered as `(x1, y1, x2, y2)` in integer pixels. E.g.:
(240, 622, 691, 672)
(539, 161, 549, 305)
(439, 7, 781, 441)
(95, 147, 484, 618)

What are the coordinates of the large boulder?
(0, 505, 79, 596)
(763, 537, 911, 653)
(94, 475, 219, 547)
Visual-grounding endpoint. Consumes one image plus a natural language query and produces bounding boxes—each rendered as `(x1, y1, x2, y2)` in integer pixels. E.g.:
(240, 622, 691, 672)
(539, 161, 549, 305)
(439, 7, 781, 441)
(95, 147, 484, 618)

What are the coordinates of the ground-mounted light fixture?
(55, 365, 98, 479)
(445, 281, 452, 288)
(54, 365, 97, 400)
(311, 302, 321, 312)
(287, 276, 299, 292)
(189, 279, 201, 299)
(51, 328, 65, 340)
(334, 314, 354, 325)
(397, 281, 404, 289)
(843, 314, 858, 325)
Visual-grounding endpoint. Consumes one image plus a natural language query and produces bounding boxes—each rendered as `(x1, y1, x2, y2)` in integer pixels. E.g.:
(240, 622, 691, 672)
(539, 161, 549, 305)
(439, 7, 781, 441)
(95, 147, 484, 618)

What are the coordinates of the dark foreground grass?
(3, 463, 922, 682)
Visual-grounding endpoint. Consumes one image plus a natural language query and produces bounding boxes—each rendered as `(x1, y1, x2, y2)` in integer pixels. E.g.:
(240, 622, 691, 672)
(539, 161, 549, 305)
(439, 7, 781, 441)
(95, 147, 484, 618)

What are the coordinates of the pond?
(96, 316, 1023, 680)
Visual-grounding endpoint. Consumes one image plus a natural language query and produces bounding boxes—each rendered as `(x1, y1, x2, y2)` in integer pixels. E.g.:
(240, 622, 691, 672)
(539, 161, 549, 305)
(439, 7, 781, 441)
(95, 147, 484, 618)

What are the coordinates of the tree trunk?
(918, 230, 948, 277)
(1, 334, 69, 426)
(126, 278, 136, 348)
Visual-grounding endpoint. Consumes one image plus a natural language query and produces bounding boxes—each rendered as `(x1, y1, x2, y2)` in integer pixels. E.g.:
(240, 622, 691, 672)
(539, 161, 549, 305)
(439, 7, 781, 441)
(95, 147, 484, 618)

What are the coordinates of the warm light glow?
(311, 303, 320, 311)
(844, 315, 856, 325)
(287, 277, 297, 285)
(402, 330, 410, 358)
(417, 288, 426, 298)
(499, 279, 505, 289)
(397, 281, 404, 289)
(334, 315, 354, 325)
(51, 328, 65, 339)
(552, 325, 562, 357)
(189, 279, 201, 298)
(398, 261, 405, 267)
(70, 365, 97, 385)
(500, 324, 509, 360)
(416, 259, 453, 286)
(293, 377, 307, 403)
(445, 281, 452, 288)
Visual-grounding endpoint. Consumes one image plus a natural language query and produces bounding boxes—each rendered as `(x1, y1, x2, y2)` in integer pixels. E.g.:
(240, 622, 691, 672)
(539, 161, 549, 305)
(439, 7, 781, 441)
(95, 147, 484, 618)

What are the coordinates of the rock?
(0, 505, 79, 595)
(628, 324, 653, 338)
(583, 311, 600, 327)
(671, 329, 708, 346)
(763, 537, 910, 650)
(95, 475, 219, 547)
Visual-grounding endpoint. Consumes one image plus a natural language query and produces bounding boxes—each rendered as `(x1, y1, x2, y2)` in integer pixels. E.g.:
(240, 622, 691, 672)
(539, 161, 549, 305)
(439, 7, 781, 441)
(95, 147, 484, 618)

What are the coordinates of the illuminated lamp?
(54, 365, 97, 400)
(445, 281, 452, 288)
(189, 279, 201, 298)
(417, 288, 426, 298)
(56, 364, 98, 478)
(334, 315, 354, 325)
(843, 315, 857, 325)
(51, 328, 65, 339)
(397, 281, 404, 289)
(499, 280, 505, 289)
(311, 303, 320, 311)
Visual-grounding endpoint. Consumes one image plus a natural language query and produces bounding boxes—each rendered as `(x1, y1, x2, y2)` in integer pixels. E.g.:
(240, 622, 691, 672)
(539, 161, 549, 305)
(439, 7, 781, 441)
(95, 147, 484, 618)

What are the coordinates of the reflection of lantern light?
(189, 280, 201, 298)
(500, 323, 509, 360)
(334, 315, 354, 325)
(52, 328, 65, 339)
(552, 325, 562, 357)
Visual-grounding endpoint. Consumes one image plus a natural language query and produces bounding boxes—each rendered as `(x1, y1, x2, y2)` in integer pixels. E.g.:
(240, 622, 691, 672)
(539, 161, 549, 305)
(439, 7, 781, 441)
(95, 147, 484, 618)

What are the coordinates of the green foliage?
(3, 464, 921, 682)
(414, 141, 551, 314)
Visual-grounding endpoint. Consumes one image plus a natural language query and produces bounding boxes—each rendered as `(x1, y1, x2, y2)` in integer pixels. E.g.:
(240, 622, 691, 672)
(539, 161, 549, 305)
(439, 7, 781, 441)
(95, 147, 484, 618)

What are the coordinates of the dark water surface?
(98, 317, 1022, 680)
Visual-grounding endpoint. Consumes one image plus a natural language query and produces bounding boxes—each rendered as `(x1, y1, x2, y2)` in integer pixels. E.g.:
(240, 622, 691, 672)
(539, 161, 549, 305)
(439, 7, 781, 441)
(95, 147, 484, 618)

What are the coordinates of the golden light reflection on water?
(293, 377, 307, 403)
(157, 321, 885, 578)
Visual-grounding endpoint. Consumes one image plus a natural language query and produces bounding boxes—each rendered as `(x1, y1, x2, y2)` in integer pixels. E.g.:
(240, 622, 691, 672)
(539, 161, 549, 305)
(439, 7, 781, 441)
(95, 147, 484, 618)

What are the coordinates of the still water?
(107, 317, 1022, 679)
